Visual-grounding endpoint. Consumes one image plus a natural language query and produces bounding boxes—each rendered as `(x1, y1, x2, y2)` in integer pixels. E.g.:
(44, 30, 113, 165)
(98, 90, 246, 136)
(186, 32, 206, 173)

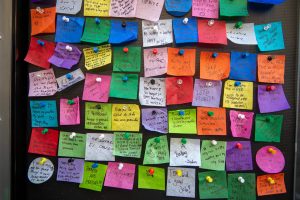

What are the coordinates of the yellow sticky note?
(84, 0, 111, 17)
(83, 44, 112, 70)
(223, 80, 253, 110)
(112, 104, 140, 132)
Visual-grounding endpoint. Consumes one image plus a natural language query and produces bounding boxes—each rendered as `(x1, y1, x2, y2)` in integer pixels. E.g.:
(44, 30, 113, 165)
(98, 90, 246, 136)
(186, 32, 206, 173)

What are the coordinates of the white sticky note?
(56, 0, 83, 15)
(27, 157, 54, 184)
(139, 77, 166, 107)
(29, 68, 57, 97)
(226, 23, 257, 45)
(56, 68, 85, 92)
(143, 47, 168, 77)
(135, 0, 164, 22)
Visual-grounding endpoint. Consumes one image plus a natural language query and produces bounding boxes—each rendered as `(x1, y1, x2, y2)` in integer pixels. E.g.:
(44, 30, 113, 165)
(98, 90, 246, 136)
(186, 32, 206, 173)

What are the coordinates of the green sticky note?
(81, 18, 110, 44)
(198, 171, 228, 199)
(113, 46, 141, 72)
(109, 73, 139, 100)
(58, 132, 86, 158)
(113, 132, 143, 158)
(220, 0, 248, 17)
(168, 109, 197, 134)
(79, 162, 107, 192)
(138, 165, 165, 191)
(143, 135, 170, 165)
(255, 114, 283, 142)
(201, 140, 226, 171)
(85, 102, 112, 131)
(228, 173, 256, 200)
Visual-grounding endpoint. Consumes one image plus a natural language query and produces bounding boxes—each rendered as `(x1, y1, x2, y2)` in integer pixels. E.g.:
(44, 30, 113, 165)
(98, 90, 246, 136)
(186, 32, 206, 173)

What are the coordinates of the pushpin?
(122, 105, 127, 110)
(235, 21, 243, 29)
(238, 114, 245, 119)
(36, 74, 42, 77)
(176, 169, 183, 177)
(122, 76, 128, 82)
(206, 82, 213, 87)
(177, 79, 183, 85)
(39, 102, 46, 107)
(42, 128, 48, 134)
(178, 49, 185, 55)
(152, 48, 158, 54)
(242, 53, 249, 58)
(38, 157, 47, 165)
(70, 132, 76, 139)
(181, 138, 187, 144)
(123, 47, 129, 53)
(95, 104, 101, 109)
(264, 24, 271, 31)
(236, 142, 243, 149)
(266, 85, 276, 91)
(238, 176, 245, 183)
(153, 26, 158, 33)
(68, 158, 74, 163)
(121, 21, 126, 28)
(118, 163, 124, 170)
(206, 176, 213, 183)
(37, 40, 45, 46)
(267, 177, 275, 184)
(208, 19, 214, 26)
(99, 134, 105, 140)
(179, 110, 185, 116)
(92, 163, 98, 168)
(93, 47, 99, 53)
(65, 45, 72, 52)
(152, 110, 157, 115)
(67, 99, 75, 105)
(266, 116, 273, 123)
(150, 79, 155, 85)
(36, 6, 44, 14)
(62, 16, 69, 22)
(96, 77, 102, 82)
(207, 111, 214, 117)
(268, 147, 276, 154)
(95, 17, 100, 24)
(124, 132, 130, 139)
(154, 137, 160, 143)
(148, 168, 155, 176)
(212, 52, 218, 58)
(211, 140, 217, 146)
(234, 81, 241, 86)
(66, 73, 73, 80)
(267, 55, 274, 61)
(183, 18, 189, 24)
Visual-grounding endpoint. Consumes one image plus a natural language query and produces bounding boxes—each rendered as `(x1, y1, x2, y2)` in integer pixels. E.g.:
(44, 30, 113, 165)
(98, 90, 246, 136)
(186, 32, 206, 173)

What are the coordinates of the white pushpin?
(208, 19, 215, 26)
(96, 77, 102, 82)
(122, 105, 127, 110)
(118, 163, 124, 170)
(36, 7, 44, 14)
(238, 176, 245, 183)
(65, 45, 72, 52)
(183, 18, 189, 24)
(211, 140, 218, 146)
(36, 74, 42, 77)
(264, 24, 271, 31)
(206, 82, 213, 87)
(62, 16, 70, 22)
(153, 26, 158, 33)
(238, 114, 246, 120)
(99, 134, 105, 140)
(69, 132, 76, 139)
(177, 79, 183, 85)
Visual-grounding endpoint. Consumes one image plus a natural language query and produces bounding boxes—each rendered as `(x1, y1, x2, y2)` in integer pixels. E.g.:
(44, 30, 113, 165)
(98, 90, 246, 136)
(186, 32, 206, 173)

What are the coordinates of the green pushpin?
(235, 21, 243, 29)
(68, 99, 75, 105)
(42, 128, 48, 134)
(181, 138, 187, 144)
(95, 104, 101, 109)
(266, 116, 273, 123)
(207, 111, 214, 117)
(124, 132, 130, 139)
(154, 137, 160, 143)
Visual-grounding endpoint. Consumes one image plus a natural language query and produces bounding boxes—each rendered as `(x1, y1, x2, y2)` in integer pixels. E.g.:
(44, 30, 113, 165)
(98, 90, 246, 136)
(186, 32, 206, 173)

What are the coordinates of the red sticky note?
(166, 77, 194, 105)
(198, 19, 227, 45)
(257, 173, 286, 196)
(24, 37, 55, 69)
(28, 128, 59, 156)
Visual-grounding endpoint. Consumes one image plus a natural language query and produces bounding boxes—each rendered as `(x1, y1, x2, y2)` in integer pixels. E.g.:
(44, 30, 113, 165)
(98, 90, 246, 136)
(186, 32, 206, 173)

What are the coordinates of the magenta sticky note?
(143, 47, 168, 77)
(60, 97, 80, 125)
(258, 85, 290, 113)
(226, 141, 253, 171)
(192, 0, 219, 19)
(256, 146, 285, 173)
(104, 162, 135, 190)
(57, 158, 84, 183)
(142, 108, 168, 133)
(82, 73, 111, 102)
(229, 110, 254, 139)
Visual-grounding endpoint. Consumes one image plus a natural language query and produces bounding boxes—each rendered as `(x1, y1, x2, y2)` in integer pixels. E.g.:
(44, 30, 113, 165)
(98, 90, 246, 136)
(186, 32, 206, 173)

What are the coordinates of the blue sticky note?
(229, 52, 257, 81)
(165, 0, 192, 17)
(30, 100, 58, 127)
(55, 15, 85, 43)
(108, 21, 138, 44)
(254, 22, 285, 51)
(248, 0, 285, 5)
(173, 18, 198, 44)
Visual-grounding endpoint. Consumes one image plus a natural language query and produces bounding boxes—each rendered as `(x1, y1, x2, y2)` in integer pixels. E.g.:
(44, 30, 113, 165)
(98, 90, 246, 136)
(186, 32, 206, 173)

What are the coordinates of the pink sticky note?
(198, 19, 227, 45)
(144, 47, 168, 77)
(229, 110, 254, 139)
(192, 0, 219, 19)
(104, 162, 135, 190)
(135, 0, 164, 22)
(82, 74, 111, 102)
(60, 97, 80, 125)
(256, 146, 285, 173)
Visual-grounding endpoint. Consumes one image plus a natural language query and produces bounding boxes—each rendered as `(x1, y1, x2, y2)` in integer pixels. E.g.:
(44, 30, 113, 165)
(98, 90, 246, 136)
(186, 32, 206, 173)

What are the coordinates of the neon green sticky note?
(168, 109, 197, 134)
(113, 132, 143, 158)
(201, 140, 226, 171)
(228, 173, 256, 200)
(113, 46, 141, 72)
(138, 165, 165, 191)
(255, 114, 283, 142)
(85, 102, 112, 131)
(109, 73, 139, 100)
(143, 135, 170, 165)
(81, 18, 110, 44)
(79, 162, 107, 192)
(58, 131, 86, 158)
(220, 0, 248, 17)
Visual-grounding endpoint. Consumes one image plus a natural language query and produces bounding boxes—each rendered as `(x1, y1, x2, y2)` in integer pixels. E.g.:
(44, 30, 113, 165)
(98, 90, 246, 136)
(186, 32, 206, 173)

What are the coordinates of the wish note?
(83, 44, 112, 70)
(135, 0, 164, 21)
(142, 108, 168, 133)
(113, 132, 142, 158)
(109, 73, 139, 100)
(56, 0, 83, 14)
(168, 109, 197, 134)
(111, 104, 140, 132)
(85, 102, 112, 131)
(166, 77, 194, 105)
(138, 165, 165, 190)
(57, 158, 84, 183)
(172, 18, 198, 44)
(56, 68, 85, 92)
(167, 48, 196, 76)
(256, 146, 285, 173)
(84, 0, 110, 16)
(226, 141, 253, 171)
(257, 173, 286, 196)
(60, 97, 80, 125)
(198, 19, 227, 45)
(31, 7, 56, 36)
(226, 23, 257, 45)
(109, 21, 138, 44)
(113, 46, 141, 72)
(201, 140, 226, 170)
(58, 132, 86, 158)
(197, 107, 226, 135)
(30, 100, 58, 127)
(165, 0, 192, 17)
(255, 114, 283, 142)
(230, 110, 254, 139)
(28, 157, 54, 184)
(192, 0, 218, 19)
(258, 54, 285, 84)
(220, 0, 248, 17)
(143, 135, 170, 165)
(139, 77, 166, 107)
(81, 18, 110, 44)
(143, 47, 168, 77)
(228, 173, 256, 200)
(109, 0, 137, 17)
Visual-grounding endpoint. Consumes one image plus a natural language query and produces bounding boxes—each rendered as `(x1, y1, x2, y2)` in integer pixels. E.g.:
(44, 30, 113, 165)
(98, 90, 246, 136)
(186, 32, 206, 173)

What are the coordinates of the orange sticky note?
(257, 173, 286, 196)
(258, 54, 285, 84)
(200, 51, 230, 80)
(167, 48, 196, 76)
(198, 19, 227, 45)
(197, 107, 226, 135)
(31, 7, 56, 36)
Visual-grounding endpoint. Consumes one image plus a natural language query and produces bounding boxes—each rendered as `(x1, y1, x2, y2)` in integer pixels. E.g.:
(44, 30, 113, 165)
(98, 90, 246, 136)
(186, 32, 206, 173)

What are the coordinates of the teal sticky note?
(220, 0, 248, 17)
(113, 46, 141, 72)
(109, 73, 139, 100)
(30, 100, 58, 127)
(81, 18, 110, 44)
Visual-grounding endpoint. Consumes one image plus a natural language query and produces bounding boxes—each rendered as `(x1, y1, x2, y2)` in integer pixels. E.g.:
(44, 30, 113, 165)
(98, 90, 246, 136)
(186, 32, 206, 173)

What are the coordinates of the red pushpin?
(266, 85, 276, 91)
(236, 142, 243, 149)
(148, 168, 155, 176)
(123, 47, 129, 53)
(153, 48, 158, 54)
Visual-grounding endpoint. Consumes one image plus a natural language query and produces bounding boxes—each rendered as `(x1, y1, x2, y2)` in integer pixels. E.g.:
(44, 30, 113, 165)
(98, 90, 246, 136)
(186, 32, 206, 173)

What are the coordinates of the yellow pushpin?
(38, 157, 47, 165)
(206, 176, 213, 183)
(268, 147, 276, 154)
(267, 177, 275, 184)
(176, 169, 183, 177)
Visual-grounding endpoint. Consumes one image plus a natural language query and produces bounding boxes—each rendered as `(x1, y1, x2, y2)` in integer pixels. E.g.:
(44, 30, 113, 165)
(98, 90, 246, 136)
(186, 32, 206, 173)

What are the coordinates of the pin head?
(95, 104, 101, 109)
(234, 81, 241, 87)
(267, 55, 274, 61)
(42, 128, 48, 134)
(238, 114, 245, 120)
(99, 134, 105, 140)
(207, 111, 214, 117)
(238, 176, 245, 183)
(266, 116, 273, 123)
(148, 168, 155, 175)
(152, 48, 158, 54)
(176, 169, 183, 177)
(118, 163, 124, 170)
(206, 176, 213, 183)
(266, 85, 276, 91)
(96, 77, 102, 82)
(95, 18, 100, 24)
(150, 79, 155, 85)
(121, 21, 126, 28)
(39, 102, 46, 107)
(236, 142, 243, 149)
(212, 52, 218, 58)
(38, 157, 47, 165)
(124, 132, 130, 139)
(122, 76, 128, 82)
(181, 138, 187, 144)
(179, 110, 185, 116)
(235, 21, 243, 29)
(37, 40, 45, 46)
(67, 99, 75, 105)
(177, 79, 183, 85)
(93, 47, 99, 53)
(152, 110, 156, 115)
(183, 18, 189, 24)
(92, 163, 98, 168)
(154, 137, 160, 143)
(70, 132, 76, 139)
(242, 53, 249, 58)
(264, 24, 272, 31)
(211, 140, 217, 146)
(208, 19, 214, 26)
(178, 49, 185, 55)
(62, 16, 69, 22)
(267, 177, 275, 184)
(123, 47, 129, 53)
(268, 147, 276, 154)
(66, 45, 72, 52)
(206, 82, 213, 87)
(66, 73, 73, 80)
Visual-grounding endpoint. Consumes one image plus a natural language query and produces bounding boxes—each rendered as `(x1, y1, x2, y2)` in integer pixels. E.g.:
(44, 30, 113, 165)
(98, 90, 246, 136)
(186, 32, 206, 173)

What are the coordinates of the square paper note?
(139, 77, 166, 107)
(226, 141, 253, 171)
(197, 107, 226, 135)
(30, 100, 58, 127)
(138, 165, 165, 191)
(201, 140, 226, 171)
(255, 114, 283, 142)
(168, 109, 197, 134)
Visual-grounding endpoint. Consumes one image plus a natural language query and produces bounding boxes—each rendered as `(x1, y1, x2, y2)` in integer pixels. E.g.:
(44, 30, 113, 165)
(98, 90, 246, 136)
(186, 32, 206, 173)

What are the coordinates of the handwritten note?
(142, 108, 168, 133)
(192, 0, 218, 19)
(113, 46, 141, 72)
(56, 0, 83, 14)
(256, 146, 285, 173)
(220, 0, 248, 17)
(258, 54, 285, 84)
(165, 0, 192, 16)
(30, 7, 56, 36)
(111, 104, 140, 132)
(109, 20, 138, 44)
(56, 68, 85, 92)
(109, 0, 137, 17)
(138, 165, 165, 190)
(166, 77, 194, 105)
(198, 19, 227, 45)
(30, 100, 58, 127)
(85, 102, 112, 131)
(226, 141, 253, 171)
(57, 158, 84, 183)
(167, 48, 196, 76)
(139, 77, 166, 107)
(201, 140, 226, 170)
(226, 23, 257, 45)
(84, 0, 110, 16)
(60, 97, 80, 125)
(113, 132, 142, 158)
(81, 18, 110, 44)
(257, 173, 286, 196)
(228, 173, 256, 200)
(29, 69, 57, 97)
(110, 73, 138, 100)
(83, 44, 112, 70)
(168, 109, 197, 134)
(197, 107, 226, 135)
(55, 15, 84, 43)
(143, 135, 170, 164)
(230, 110, 254, 139)
(255, 114, 283, 142)
(28, 157, 54, 184)
(79, 162, 107, 191)
(143, 47, 168, 77)
(172, 18, 198, 44)
(135, 0, 164, 21)
(58, 132, 86, 158)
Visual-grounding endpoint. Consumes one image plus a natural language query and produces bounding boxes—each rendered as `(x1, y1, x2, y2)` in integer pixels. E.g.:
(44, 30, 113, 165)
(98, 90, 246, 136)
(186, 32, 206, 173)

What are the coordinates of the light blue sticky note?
(229, 51, 257, 81)
(165, 0, 192, 17)
(108, 21, 138, 44)
(248, 0, 285, 5)
(254, 22, 285, 51)
(30, 100, 58, 127)
(55, 15, 85, 43)
(173, 18, 198, 44)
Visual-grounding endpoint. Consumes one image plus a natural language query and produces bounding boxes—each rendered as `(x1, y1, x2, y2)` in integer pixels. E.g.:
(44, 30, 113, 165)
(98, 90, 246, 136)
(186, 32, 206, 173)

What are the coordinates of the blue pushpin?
(39, 102, 46, 107)
(179, 110, 185, 116)
(241, 53, 249, 58)
(95, 18, 100, 24)
(93, 47, 99, 53)
(212, 52, 218, 58)
(234, 81, 241, 86)
(178, 49, 184, 55)
(37, 40, 45, 46)
(66, 73, 73, 80)
(92, 163, 98, 169)
(122, 76, 128, 82)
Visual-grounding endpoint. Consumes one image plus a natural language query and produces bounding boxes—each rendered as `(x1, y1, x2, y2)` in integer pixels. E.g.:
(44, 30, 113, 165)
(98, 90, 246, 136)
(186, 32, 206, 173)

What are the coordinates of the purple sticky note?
(258, 85, 290, 113)
(57, 158, 84, 183)
(82, 73, 111, 102)
(48, 42, 81, 69)
(226, 141, 253, 171)
(142, 108, 168, 133)
(60, 97, 80, 125)
(256, 146, 285, 173)
(192, 79, 222, 107)
(229, 110, 254, 139)
(104, 162, 135, 190)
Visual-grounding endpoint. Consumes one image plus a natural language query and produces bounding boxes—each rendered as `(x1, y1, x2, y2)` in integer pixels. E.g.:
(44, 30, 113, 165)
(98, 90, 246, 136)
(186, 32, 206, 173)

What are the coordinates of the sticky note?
(258, 54, 285, 84)
(113, 46, 141, 72)
(197, 107, 226, 135)
(198, 19, 227, 45)
(30, 100, 58, 127)
(104, 162, 136, 190)
(143, 135, 170, 165)
(111, 104, 140, 132)
(249, 0, 285, 4)
(200, 51, 230, 80)
(220, 0, 248, 17)
(138, 165, 165, 190)
(229, 110, 254, 139)
(135, 0, 164, 21)
(109, 21, 138, 44)
(198, 171, 228, 199)
(57, 158, 84, 183)
(257, 173, 286, 196)
(256, 146, 285, 173)
(55, 15, 84, 43)
(85, 102, 112, 131)
(142, 108, 168, 133)
(226, 141, 253, 171)
(167, 48, 196, 76)
(28, 68, 57, 97)
(28, 157, 54, 184)
(28, 128, 59, 156)
(257, 84, 290, 113)
(168, 109, 197, 134)
(228, 173, 256, 200)
(84, 0, 110, 16)
(81, 18, 110, 44)
(192, 0, 219, 19)
(255, 114, 283, 142)
(56, 0, 83, 14)
(192, 79, 222, 107)
(142, 20, 173, 47)
(223, 80, 253, 110)
(226, 23, 257, 45)
(31, 7, 56, 35)
(172, 18, 198, 44)
(166, 77, 194, 105)
(83, 44, 112, 70)
(79, 162, 107, 191)
(58, 132, 86, 158)
(56, 68, 85, 92)
(166, 167, 196, 198)
(139, 77, 166, 107)
(165, 0, 192, 16)
(85, 133, 115, 161)
(25, 37, 55, 69)
(109, 0, 137, 17)
(60, 97, 80, 125)
(229, 51, 257, 81)
(143, 47, 168, 77)
(113, 132, 143, 158)
(255, 22, 285, 51)
(170, 138, 201, 167)
(201, 140, 226, 170)
(109, 73, 138, 100)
